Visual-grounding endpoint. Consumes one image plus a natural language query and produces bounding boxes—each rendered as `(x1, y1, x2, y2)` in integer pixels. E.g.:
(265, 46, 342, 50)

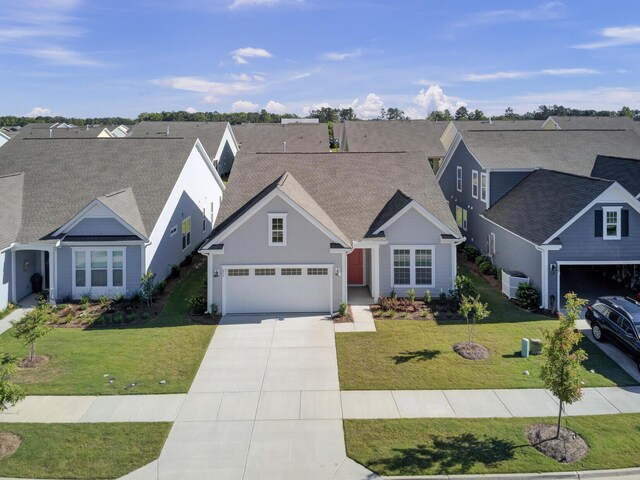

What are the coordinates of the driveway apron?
(157, 314, 374, 480)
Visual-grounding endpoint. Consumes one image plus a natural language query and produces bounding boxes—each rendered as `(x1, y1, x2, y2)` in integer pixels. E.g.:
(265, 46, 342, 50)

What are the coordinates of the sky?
(1, 0, 639, 119)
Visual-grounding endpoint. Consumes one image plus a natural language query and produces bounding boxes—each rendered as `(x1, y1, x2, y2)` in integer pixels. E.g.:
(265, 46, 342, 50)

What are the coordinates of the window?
(480, 173, 488, 202)
(392, 247, 434, 287)
(91, 251, 108, 287)
(112, 251, 123, 287)
(202, 208, 206, 232)
(472, 170, 479, 198)
(227, 268, 249, 276)
(75, 251, 86, 287)
(456, 206, 463, 227)
(456, 166, 462, 192)
(255, 268, 276, 276)
(489, 232, 496, 256)
(169, 225, 177, 237)
(307, 267, 328, 275)
(603, 206, 621, 240)
(182, 217, 191, 250)
(281, 268, 302, 276)
(268, 214, 287, 246)
(462, 209, 468, 231)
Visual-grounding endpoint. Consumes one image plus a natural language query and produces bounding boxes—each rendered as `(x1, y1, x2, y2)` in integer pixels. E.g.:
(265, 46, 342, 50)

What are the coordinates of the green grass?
(345, 414, 640, 475)
(336, 264, 637, 390)
(1, 262, 215, 395)
(0, 422, 170, 479)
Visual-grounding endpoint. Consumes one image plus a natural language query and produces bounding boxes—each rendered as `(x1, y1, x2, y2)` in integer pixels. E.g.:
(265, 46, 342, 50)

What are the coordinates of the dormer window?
(603, 206, 622, 240)
(268, 213, 287, 246)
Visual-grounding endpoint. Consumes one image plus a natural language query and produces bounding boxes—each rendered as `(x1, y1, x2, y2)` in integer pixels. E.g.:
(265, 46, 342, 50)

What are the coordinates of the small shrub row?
(516, 282, 539, 310)
(459, 242, 481, 261)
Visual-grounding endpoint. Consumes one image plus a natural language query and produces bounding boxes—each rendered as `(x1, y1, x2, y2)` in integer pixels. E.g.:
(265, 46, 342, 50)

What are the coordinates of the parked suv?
(585, 296, 640, 372)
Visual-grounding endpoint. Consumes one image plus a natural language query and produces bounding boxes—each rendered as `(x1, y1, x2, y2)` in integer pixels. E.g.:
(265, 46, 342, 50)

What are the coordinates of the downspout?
(451, 237, 466, 289)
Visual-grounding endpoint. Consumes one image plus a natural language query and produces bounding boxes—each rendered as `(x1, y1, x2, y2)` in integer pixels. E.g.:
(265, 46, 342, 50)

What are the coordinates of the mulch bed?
(333, 306, 354, 323)
(526, 423, 589, 463)
(453, 342, 490, 360)
(18, 355, 49, 369)
(190, 313, 222, 325)
(0, 432, 21, 460)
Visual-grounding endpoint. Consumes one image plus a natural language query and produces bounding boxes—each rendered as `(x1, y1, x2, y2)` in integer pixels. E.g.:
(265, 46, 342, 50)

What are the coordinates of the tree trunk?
(30, 342, 36, 362)
(556, 400, 563, 439)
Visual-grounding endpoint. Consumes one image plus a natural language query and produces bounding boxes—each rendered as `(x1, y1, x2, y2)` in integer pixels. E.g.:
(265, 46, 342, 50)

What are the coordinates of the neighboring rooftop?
(459, 129, 640, 175)
(0, 138, 199, 244)
(0, 173, 24, 249)
(452, 120, 544, 130)
(342, 120, 447, 157)
(232, 123, 329, 153)
(484, 169, 614, 245)
(16, 126, 113, 139)
(543, 116, 637, 130)
(214, 152, 459, 244)
(591, 155, 640, 197)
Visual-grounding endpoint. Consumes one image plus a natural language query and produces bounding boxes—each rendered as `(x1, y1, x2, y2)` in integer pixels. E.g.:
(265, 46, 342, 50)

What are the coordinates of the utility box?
(502, 270, 530, 299)
(530, 338, 542, 355)
(521, 338, 530, 358)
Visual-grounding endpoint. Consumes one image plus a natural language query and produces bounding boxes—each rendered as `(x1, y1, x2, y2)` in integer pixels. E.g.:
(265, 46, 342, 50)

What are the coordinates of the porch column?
(206, 253, 214, 313)
(371, 245, 380, 300)
(49, 247, 57, 305)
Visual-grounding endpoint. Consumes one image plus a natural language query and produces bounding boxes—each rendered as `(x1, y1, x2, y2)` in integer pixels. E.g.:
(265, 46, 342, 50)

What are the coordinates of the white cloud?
(230, 47, 273, 65)
(342, 93, 385, 119)
(265, 100, 287, 113)
(22, 47, 106, 67)
(232, 100, 259, 111)
(573, 25, 640, 49)
(229, 0, 279, 9)
(302, 102, 331, 116)
(321, 49, 363, 61)
(27, 106, 53, 117)
(184, 106, 198, 113)
(465, 68, 598, 82)
(229, 73, 251, 81)
(152, 76, 260, 96)
(456, 1, 565, 27)
(412, 85, 466, 115)
(253, 74, 266, 81)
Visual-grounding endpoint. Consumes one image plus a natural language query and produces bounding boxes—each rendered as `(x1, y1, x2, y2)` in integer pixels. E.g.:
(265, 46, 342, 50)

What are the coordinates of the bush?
(461, 243, 481, 261)
(113, 293, 124, 304)
(479, 260, 493, 275)
(475, 255, 486, 266)
(169, 264, 180, 279)
(80, 294, 91, 305)
(129, 291, 142, 303)
(516, 283, 539, 310)
(186, 295, 207, 314)
(98, 295, 110, 307)
(454, 275, 477, 298)
(390, 290, 397, 300)
(406, 288, 416, 302)
(153, 280, 167, 296)
(338, 302, 348, 316)
(423, 289, 431, 304)
(210, 303, 218, 316)
(438, 291, 447, 303)
(125, 313, 136, 324)
(141, 311, 150, 321)
(113, 313, 124, 324)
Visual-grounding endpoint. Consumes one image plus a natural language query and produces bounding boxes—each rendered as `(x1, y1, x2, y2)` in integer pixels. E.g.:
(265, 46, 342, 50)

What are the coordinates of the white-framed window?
(72, 247, 126, 295)
(75, 251, 86, 287)
(255, 268, 276, 276)
(281, 267, 301, 275)
(307, 267, 328, 275)
(603, 206, 622, 240)
(462, 209, 468, 231)
(480, 172, 488, 202)
(391, 246, 434, 288)
(489, 232, 496, 256)
(182, 217, 191, 250)
(268, 213, 287, 246)
(202, 208, 206, 232)
(169, 225, 178, 237)
(456, 206, 463, 227)
(456, 166, 463, 192)
(472, 170, 479, 198)
(227, 268, 249, 276)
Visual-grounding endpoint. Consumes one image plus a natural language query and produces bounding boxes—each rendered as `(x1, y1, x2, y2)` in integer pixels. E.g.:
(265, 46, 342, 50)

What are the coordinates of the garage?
(559, 262, 640, 306)
(222, 264, 333, 314)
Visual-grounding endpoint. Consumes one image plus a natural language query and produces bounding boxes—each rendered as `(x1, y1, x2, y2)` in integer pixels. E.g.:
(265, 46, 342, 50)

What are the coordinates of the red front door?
(347, 249, 364, 285)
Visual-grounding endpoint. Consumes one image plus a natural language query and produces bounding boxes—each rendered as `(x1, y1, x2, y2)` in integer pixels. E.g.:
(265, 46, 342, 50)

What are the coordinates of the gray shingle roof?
(453, 120, 543, 130)
(17, 127, 112, 138)
(484, 169, 613, 245)
(546, 116, 636, 130)
(214, 152, 459, 243)
(0, 138, 198, 243)
(98, 187, 147, 237)
(591, 155, 640, 196)
(0, 173, 24, 249)
(128, 121, 230, 159)
(343, 120, 447, 156)
(460, 130, 640, 175)
(232, 123, 330, 153)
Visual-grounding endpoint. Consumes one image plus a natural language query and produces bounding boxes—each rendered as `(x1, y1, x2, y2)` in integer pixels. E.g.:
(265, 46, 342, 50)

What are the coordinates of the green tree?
(140, 271, 157, 307)
(619, 106, 634, 118)
(12, 306, 52, 362)
(459, 295, 490, 344)
(339, 108, 357, 121)
(504, 107, 516, 119)
(385, 107, 406, 120)
(540, 292, 588, 439)
(470, 108, 487, 121)
(0, 350, 24, 411)
(454, 106, 469, 120)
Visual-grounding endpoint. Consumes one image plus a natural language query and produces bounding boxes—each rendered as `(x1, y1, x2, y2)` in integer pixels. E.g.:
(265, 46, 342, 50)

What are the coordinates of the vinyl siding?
(14, 250, 37, 301)
(489, 171, 531, 206)
(0, 251, 11, 309)
(66, 217, 134, 236)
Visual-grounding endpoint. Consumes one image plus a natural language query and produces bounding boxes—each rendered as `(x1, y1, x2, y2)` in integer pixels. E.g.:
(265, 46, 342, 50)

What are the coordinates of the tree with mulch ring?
(0, 433, 21, 460)
(0, 346, 25, 462)
(531, 292, 590, 461)
(334, 302, 353, 323)
(11, 306, 51, 369)
(454, 294, 491, 360)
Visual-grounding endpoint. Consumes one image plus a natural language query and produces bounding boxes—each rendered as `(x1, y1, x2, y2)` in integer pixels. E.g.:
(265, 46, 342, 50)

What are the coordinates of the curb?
(383, 466, 640, 479)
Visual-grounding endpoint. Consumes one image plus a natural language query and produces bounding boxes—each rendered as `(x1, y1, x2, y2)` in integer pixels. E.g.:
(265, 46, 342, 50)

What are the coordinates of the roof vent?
(283, 141, 287, 152)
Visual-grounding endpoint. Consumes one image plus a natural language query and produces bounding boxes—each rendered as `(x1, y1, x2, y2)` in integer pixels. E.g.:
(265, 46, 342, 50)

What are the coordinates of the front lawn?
(336, 264, 636, 390)
(1, 261, 215, 395)
(0, 422, 170, 479)
(345, 414, 640, 475)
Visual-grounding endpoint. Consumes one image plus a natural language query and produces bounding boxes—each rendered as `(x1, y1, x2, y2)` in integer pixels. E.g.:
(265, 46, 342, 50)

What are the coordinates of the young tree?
(540, 292, 588, 438)
(140, 271, 157, 307)
(0, 351, 24, 411)
(459, 295, 490, 344)
(12, 306, 52, 362)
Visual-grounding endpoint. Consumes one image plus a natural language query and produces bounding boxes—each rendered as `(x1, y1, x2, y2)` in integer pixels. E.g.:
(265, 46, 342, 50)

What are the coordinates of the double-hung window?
(480, 172, 488, 202)
(456, 206, 463, 227)
(603, 206, 621, 240)
(392, 246, 434, 287)
(182, 217, 191, 250)
(456, 166, 463, 192)
(462, 209, 468, 231)
(472, 170, 479, 198)
(73, 248, 126, 294)
(268, 213, 287, 246)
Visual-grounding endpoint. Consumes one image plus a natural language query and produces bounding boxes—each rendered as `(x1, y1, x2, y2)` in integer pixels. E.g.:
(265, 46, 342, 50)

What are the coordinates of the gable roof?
(342, 120, 447, 156)
(459, 129, 640, 175)
(452, 120, 543, 131)
(232, 123, 330, 153)
(213, 152, 459, 244)
(98, 187, 147, 237)
(544, 116, 636, 130)
(0, 173, 24, 249)
(591, 155, 640, 197)
(483, 169, 614, 245)
(0, 138, 200, 243)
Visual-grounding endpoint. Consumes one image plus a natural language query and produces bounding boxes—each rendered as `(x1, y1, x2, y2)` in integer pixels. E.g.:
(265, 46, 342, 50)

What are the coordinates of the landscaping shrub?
(80, 295, 91, 305)
(475, 255, 486, 266)
(169, 264, 180, 279)
(128, 291, 142, 303)
(461, 243, 481, 261)
(113, 313, 124, 324)
(210, 303, 218, 316)
(154, 280, 167, 296)
(406, 288, 416, 302)
(182, 253, 193, 266)
(516, 283, 539, 310)
(338, 302, 348, 316)
(125, 313, 136, 324)
(186, 295, 207, 314)
(423, 289, 431, 304)
(98, 295, 110, 307)
(438, 291, 447, 303)
(113, 293, 124, 304)
(390, 290, 397, 300)
(479, 260, 494, 275)
(454, 275, 477, 299)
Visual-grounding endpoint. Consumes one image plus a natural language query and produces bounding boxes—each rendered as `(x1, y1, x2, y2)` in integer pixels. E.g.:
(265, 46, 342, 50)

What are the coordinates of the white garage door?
(223, 265, 332, 314)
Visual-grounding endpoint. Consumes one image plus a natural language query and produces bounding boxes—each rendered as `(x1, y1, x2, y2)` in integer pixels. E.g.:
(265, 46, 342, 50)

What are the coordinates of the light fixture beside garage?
(335, 268, 342, 276)
(213, 269, 220, 278)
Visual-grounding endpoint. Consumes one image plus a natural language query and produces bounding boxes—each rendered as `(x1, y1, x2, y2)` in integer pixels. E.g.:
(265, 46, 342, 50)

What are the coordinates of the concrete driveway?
(157, 314, 375, 480)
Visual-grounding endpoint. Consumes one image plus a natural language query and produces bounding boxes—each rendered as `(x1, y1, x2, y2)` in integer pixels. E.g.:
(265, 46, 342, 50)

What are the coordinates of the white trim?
(450, 242, 457, 290)
(206, 253, 214, 313)
(62, 241, 143, 246)
(479, 214, 542, 248)
(602, 206, 622, 240)
(480, 172, 488, 206)
(71, 246, 127, 298)
(193, 139, 226, 192)
(471, 170, 479, 199)
(341, 251, 348, 303)
(389, 245, 436, 289)
(181, 216, 192, 251)
(542, 182, 640, 244)
(372, 200, 459, 237)
(436, 134, 487, 182)
(268, 213, 287, 247)
(456, 166, 463, 192)
(347, 248, 366, 287)
(462, 209, 468, 231)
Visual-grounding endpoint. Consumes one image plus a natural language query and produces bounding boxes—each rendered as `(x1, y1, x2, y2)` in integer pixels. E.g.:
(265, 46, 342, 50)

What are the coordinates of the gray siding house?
(200, 152, 462, 315)
(0, 137, 224, 309)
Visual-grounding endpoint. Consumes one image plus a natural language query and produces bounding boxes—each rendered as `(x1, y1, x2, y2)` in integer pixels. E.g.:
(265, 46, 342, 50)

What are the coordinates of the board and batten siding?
(209, 195, 343, 312)
(66, 218, 134, 237)
(379, 208, 455, 297)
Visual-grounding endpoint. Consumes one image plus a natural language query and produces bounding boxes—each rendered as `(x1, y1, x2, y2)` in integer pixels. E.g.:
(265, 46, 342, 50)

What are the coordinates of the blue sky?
(1, 0, 639, 119)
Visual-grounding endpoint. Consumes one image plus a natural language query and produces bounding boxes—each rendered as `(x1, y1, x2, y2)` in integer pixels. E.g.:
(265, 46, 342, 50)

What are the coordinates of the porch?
(11, 246, 56, 305)
(346, 244, 381, 306)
